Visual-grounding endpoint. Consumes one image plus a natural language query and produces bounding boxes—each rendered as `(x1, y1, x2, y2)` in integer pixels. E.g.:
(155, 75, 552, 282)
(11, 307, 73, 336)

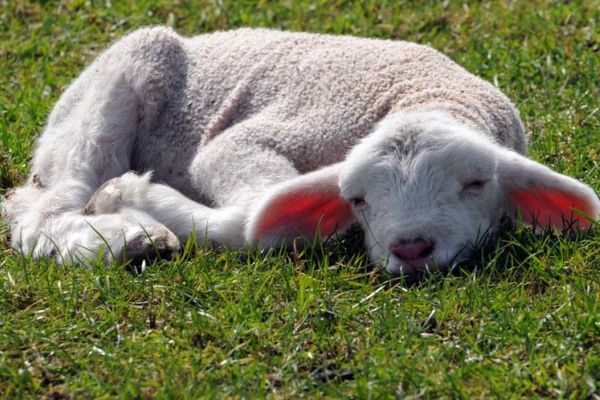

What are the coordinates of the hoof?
(114, 225, 180, 270)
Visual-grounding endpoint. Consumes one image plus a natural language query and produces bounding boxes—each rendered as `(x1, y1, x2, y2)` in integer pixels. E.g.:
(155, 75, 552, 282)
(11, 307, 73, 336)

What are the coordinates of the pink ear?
(246, 164, 354, 246)
(510, 187, 597, 229)
(498, 151, 600, 230)
(253, 190, 352, 239)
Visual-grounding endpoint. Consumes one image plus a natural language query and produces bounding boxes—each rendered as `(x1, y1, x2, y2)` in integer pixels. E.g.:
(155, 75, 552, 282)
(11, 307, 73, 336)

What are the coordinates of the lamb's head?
(338, 114, 510, 274)
(246, 112, 600, 276)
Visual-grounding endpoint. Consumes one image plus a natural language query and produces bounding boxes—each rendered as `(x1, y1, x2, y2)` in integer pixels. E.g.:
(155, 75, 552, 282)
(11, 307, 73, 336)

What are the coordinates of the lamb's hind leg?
(1, 27, 185, 265)
(3, 178, 180, 266)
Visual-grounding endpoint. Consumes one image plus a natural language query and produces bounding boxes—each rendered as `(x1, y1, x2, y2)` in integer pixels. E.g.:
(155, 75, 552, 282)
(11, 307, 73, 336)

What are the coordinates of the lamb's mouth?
(387, 255, 437, 276)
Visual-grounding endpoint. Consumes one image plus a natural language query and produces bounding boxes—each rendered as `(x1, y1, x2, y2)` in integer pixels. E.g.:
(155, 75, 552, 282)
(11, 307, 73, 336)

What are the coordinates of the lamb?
(2, 27, 599, 275)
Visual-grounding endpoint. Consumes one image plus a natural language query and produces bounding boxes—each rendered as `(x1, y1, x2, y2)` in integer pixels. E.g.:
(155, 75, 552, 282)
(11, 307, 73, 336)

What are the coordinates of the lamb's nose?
(390, 238, 435, 261)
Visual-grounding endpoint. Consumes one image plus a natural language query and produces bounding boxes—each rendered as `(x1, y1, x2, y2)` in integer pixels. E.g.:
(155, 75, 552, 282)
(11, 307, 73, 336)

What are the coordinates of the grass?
(1, 0, 599, 398)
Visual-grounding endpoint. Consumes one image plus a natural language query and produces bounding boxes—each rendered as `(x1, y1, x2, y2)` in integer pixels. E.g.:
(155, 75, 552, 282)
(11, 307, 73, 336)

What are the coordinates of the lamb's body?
(3, 28, 598, 274)
(38, 28, 525, 203)
(134, 28, 526, 203)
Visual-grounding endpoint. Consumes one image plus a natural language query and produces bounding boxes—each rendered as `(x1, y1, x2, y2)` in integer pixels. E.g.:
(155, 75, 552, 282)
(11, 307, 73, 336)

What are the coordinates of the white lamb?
(2, 27, 599, 275)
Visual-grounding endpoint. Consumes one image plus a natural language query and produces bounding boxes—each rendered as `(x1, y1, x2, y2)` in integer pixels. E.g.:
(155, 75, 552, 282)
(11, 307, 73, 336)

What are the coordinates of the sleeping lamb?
(2, 27, 599, 275)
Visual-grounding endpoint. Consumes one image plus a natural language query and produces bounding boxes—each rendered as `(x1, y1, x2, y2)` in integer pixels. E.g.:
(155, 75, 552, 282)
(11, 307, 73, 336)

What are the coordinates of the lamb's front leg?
(85, 172, 247, 248)
(86, 126, 303, 250)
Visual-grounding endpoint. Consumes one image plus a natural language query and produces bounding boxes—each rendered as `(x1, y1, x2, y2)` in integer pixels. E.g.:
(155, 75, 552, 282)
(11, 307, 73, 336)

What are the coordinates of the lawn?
(1, 0, 599, 398)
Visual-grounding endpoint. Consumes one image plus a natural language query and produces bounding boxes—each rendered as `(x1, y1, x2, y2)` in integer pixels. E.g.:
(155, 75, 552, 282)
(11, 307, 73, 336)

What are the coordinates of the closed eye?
(462, 180, 487, 191)
(349, 197, 366, 207)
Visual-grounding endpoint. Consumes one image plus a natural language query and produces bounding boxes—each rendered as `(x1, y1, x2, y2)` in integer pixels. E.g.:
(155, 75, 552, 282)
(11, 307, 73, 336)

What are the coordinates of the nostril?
(418, 241, 434, 258)
(390, 237, 435, 261)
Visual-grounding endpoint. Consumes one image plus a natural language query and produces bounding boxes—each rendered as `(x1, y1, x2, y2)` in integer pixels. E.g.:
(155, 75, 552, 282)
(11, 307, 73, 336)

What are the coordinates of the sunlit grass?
(1, 1, 599, 398)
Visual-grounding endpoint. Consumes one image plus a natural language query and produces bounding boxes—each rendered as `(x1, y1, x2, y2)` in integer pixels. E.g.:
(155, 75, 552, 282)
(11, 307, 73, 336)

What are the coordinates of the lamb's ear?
(245, 163, 354, 247)
(497, 151, 600, 230)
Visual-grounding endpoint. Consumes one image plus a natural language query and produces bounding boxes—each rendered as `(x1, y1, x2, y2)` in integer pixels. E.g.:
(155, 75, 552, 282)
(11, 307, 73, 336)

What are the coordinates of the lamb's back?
(137, 29, 525, 182)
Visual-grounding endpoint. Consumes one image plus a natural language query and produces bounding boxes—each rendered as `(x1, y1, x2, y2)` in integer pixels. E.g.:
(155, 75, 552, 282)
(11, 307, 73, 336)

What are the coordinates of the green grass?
(1, 0, 599, 398)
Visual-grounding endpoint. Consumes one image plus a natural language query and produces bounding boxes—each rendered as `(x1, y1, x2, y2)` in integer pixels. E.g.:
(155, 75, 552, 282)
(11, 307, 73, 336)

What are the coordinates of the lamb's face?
(339, 117, 506, 275)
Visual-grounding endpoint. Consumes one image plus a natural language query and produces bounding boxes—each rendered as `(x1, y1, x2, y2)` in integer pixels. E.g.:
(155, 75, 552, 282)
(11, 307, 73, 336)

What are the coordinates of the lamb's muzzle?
(390, 238, 435, 268)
